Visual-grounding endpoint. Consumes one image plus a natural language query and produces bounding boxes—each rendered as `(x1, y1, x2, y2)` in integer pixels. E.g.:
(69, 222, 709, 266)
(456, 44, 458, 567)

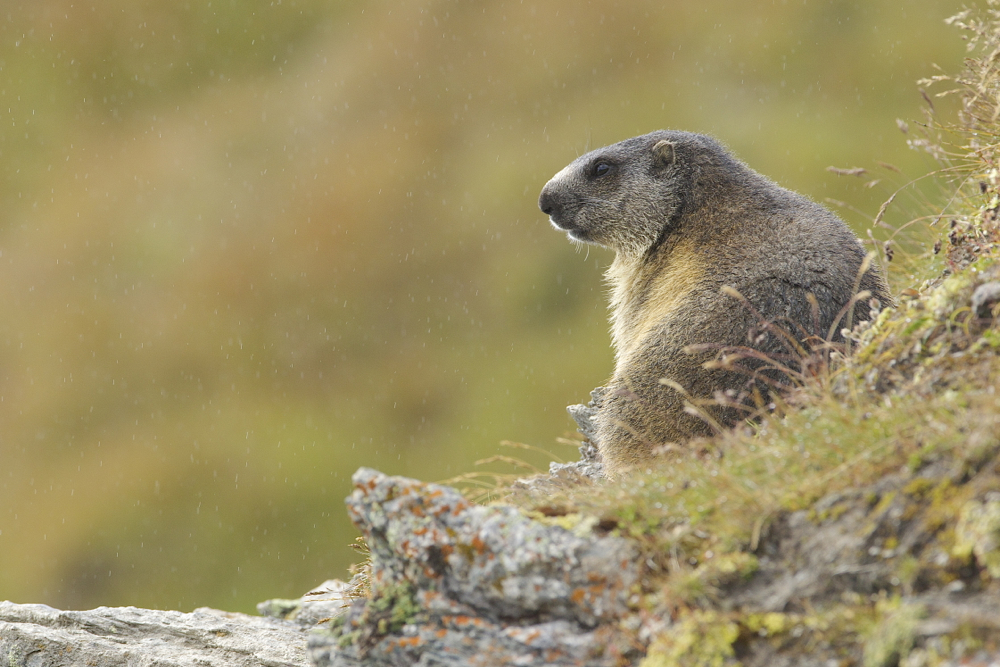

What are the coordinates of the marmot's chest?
(607, 238, 705, 373)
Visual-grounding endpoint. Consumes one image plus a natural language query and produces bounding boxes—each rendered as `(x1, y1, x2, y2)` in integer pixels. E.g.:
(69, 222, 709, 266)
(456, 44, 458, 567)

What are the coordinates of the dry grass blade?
(872, 193, 896, 229)
(473, 455, 543, 473)
(827, 166, 868, 177)
(499, 440, 565, 464)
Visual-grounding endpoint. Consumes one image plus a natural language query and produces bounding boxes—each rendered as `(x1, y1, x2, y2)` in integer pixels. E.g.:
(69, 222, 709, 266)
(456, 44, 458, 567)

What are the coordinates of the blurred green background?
(0, 0, 966, 612)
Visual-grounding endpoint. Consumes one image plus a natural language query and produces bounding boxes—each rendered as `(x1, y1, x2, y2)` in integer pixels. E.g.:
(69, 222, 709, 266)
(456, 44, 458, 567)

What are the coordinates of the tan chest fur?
(606, 238, 704, 377)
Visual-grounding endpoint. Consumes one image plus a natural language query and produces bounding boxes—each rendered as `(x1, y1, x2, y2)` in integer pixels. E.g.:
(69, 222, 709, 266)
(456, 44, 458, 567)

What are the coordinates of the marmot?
(538, 130, 892, 476)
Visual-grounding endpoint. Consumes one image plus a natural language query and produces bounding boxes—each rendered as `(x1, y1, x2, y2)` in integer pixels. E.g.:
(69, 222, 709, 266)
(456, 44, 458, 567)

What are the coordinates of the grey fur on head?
(539, 131, 740, 258)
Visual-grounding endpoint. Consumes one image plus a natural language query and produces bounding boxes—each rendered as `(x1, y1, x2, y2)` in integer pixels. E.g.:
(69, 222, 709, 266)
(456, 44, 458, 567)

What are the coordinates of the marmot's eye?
(593, 161, 612, 178)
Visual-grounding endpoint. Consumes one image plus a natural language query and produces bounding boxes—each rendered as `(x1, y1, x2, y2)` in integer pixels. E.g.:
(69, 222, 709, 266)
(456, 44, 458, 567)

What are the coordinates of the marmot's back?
(539, 131, 892, 475)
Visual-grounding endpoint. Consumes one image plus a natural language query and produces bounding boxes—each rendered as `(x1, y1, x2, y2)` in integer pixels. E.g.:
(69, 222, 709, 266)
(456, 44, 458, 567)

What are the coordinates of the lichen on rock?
(310, 467, 640, 666)
(954, 492, 1000, 579)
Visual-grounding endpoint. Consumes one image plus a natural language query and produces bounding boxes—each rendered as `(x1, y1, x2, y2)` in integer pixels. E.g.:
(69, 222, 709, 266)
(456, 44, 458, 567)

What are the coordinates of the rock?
(6, 462, 1000, 667)
(259, 579, 354, 628)
(547, 388, 606, 481)
(310, 467, 639, 667)
(971, 280, 1000, 318)
(547, 441, 604, 482)
(0, 600, 309, 666)
(566, 387, 605, 448)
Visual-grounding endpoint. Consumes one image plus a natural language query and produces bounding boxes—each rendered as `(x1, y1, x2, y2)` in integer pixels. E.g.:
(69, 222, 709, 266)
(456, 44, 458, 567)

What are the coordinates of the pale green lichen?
(526, 510, 601, 537)
(863, 599, 927, 667)
(256, 598, 302, 620)
(328, 580, 421, 650)
(742, 611, 792, 637)
(953, 493, 1000, 578)
(640, 610, 740, 667)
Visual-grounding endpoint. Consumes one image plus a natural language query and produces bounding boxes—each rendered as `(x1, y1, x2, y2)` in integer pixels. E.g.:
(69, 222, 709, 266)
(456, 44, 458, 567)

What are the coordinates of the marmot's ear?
(652, 140, 676, 168)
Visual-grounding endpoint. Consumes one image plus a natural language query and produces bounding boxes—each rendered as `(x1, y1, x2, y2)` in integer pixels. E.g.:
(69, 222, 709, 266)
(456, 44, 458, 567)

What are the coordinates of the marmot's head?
(538, 131, 733, 257)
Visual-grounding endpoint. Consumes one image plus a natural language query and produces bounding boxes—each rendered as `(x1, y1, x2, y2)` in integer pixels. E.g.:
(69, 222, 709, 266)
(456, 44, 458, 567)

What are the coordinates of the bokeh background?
(0, 0, 967, 612)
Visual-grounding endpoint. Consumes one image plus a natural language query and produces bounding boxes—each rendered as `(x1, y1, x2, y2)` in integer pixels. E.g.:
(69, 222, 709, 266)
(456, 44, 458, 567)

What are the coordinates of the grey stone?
(971, 280, 1000, 318)
(0, 600, 308, 666)
(310, 467, 639, 667)
(259, 579, 353, 628)
(566, 387, 606, 449)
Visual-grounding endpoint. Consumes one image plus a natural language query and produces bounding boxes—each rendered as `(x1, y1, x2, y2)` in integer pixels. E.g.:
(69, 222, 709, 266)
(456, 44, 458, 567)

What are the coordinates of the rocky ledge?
(0, 601, 311, 666)
(310, 466, 640, 666)
(5, 463, 1000, 667)
(0, 467, 639, 667)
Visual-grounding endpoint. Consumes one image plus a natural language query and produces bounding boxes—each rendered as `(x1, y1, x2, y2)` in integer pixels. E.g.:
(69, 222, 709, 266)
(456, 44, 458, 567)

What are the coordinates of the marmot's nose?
(538, 187, 560, 217)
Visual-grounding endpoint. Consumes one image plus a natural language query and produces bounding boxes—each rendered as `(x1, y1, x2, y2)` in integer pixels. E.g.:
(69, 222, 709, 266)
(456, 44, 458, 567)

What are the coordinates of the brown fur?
(539, 131, 893, 476)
